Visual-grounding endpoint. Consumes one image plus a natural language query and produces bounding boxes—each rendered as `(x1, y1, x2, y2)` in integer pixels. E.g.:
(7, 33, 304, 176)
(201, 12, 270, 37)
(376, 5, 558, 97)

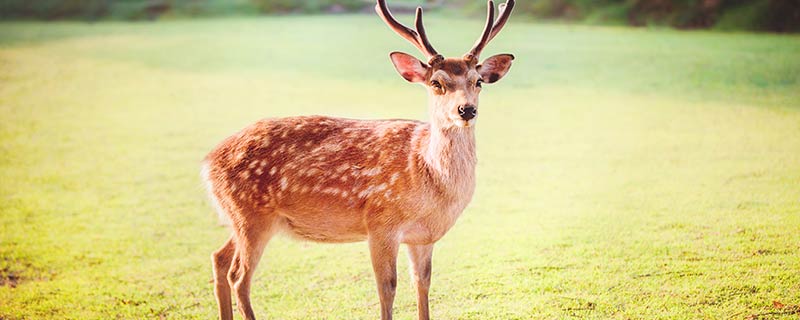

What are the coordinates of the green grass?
(1, 15, 799, 319)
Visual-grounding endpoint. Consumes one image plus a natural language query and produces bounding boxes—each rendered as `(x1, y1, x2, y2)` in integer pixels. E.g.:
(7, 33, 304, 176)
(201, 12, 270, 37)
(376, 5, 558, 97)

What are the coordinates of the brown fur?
(204, 1, 515, 319)
(204, 114, 478, 320)
(204, 114, 480, 242)
(435, 58, 469, 76)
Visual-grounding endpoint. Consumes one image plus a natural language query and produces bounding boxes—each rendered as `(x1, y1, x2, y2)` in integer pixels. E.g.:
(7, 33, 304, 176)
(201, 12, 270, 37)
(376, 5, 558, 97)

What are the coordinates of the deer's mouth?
(452, 118, 476, 128)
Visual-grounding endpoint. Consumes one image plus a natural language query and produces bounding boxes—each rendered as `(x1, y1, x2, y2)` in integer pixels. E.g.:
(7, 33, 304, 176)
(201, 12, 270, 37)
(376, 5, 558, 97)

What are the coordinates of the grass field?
(1, 15, 799, 319)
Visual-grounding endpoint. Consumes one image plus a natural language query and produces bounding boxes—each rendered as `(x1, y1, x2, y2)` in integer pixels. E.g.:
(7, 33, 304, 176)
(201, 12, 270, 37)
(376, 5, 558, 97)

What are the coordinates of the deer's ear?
(477, 54, 514, 84)
(389, 52, 429, 83)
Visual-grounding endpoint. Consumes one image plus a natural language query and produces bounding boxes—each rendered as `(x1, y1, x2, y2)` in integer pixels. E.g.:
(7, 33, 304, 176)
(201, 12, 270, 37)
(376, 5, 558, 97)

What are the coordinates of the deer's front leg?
(368, 232, 400, 320)
(407, 244, 433, 320)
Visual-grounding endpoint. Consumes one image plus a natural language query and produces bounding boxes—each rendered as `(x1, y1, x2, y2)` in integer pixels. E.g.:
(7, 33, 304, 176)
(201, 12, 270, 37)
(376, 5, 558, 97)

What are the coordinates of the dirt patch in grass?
(0, 256, 50, 288)
(0, 267, 22, 288)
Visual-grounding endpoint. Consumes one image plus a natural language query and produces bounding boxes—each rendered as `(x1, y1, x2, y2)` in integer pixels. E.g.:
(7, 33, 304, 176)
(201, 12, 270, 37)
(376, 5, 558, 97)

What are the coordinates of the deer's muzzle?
(458, 105, 477, 121)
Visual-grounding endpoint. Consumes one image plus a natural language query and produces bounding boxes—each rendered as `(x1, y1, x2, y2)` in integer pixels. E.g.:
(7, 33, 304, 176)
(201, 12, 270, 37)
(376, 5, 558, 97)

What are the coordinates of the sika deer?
(203, 1, 515, 319)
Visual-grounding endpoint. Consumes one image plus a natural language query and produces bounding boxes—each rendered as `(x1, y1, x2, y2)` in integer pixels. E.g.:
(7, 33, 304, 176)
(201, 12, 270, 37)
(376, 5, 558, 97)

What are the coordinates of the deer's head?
(377, 0, 515, 129)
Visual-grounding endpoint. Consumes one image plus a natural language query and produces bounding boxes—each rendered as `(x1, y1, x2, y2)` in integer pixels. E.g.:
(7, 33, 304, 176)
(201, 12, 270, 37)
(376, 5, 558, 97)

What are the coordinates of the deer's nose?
(458, 105, 477, 121)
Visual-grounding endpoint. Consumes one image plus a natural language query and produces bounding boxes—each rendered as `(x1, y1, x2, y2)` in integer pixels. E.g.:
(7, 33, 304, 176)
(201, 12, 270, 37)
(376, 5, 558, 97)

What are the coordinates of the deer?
(201, 0, 515, 319)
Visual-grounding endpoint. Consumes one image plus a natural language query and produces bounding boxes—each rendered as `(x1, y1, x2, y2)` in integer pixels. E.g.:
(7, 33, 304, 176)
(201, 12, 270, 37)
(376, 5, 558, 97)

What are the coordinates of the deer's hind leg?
(227, 212, 280, 320)
(212, 237, 236, 320)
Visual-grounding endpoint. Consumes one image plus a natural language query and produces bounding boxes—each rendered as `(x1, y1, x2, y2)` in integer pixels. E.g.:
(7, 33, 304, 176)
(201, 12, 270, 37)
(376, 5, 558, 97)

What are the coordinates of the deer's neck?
(420, 122, 477, 189)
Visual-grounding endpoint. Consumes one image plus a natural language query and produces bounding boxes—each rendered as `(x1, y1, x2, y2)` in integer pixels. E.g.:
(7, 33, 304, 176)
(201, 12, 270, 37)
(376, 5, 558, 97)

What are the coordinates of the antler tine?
(488, 0, 515, 42)
(375, 0, 440, 60)
(465, 0, 495, 61)
(414, 7, 438, 59)
(465, 0, 515, 61)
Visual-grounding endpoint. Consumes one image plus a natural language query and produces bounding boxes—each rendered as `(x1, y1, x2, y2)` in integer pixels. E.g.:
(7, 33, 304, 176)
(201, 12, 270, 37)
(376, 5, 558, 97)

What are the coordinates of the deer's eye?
(476, 79, 483, 88)
(430, 80, 443, 90)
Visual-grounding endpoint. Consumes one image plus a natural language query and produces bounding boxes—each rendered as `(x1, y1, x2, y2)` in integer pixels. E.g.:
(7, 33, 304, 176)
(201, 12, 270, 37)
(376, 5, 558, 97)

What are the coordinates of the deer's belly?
(276, 208, 368, 243)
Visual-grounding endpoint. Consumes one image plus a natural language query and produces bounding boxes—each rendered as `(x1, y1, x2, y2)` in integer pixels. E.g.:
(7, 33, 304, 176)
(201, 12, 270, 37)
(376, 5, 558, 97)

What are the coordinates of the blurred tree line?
(0, 0, 797, 32)
(498, 0, 800, 32)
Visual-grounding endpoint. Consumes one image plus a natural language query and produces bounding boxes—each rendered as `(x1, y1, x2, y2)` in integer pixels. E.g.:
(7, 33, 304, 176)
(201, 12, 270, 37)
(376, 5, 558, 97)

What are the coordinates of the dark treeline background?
(1, 0, 798, 32)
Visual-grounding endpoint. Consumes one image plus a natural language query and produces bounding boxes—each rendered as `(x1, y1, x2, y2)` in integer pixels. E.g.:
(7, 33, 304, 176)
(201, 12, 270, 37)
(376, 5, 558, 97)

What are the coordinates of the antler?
(376, 0, 441, 63)
(465, 0, 515, 61)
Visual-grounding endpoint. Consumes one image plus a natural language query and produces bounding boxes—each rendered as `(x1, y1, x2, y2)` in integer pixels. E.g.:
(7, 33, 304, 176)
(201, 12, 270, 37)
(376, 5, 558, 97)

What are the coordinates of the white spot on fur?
(312, 143, 342, 154)
(280, 177, 288, 191)
(361, 167, 382, 176)
(269, 166, 277, 175)
(389, 172, 400, 185)
(358, 184, 386, 198)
